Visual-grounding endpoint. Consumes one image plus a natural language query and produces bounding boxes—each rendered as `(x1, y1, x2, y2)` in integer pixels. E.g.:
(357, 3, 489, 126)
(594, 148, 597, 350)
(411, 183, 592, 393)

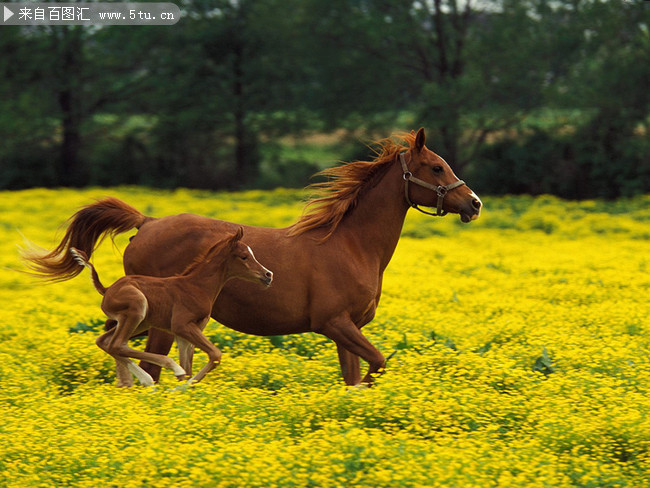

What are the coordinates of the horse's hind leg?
(316, 313, 385, 385)
(336, 345, 361, 386)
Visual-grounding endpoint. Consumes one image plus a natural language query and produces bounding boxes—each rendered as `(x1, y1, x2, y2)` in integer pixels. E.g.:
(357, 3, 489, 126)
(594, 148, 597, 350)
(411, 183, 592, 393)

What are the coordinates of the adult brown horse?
(26, 128, 482, 385)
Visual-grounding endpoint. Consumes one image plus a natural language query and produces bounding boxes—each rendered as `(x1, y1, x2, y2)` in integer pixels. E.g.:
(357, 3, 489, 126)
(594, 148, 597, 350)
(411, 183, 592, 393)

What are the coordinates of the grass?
(0, 187, 649, 487)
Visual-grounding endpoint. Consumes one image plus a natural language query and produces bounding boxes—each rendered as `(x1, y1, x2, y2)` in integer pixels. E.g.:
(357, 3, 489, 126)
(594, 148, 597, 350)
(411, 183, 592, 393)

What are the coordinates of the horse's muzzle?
(459, 195, 482, 223)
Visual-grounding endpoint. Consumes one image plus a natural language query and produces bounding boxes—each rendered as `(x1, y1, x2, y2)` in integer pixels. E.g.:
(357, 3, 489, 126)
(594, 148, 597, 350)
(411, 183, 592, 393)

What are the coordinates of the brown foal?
(70, 228, 273, 387)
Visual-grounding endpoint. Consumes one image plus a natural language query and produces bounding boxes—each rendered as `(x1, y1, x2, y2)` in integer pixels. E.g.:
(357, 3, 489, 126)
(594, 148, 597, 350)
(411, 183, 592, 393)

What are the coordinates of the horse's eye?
(432, 166, 443, 174)
(241, 255, 248, 261)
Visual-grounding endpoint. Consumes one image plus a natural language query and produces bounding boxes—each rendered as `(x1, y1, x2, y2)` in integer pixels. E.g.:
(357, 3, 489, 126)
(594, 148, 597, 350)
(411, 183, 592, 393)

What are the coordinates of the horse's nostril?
(266, 271, 273, 279)
(472, 199, 481, 210)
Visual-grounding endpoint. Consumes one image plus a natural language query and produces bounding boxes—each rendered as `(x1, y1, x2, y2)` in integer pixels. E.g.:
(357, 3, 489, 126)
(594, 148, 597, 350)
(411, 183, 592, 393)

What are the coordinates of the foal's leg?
(139, 329, 176, 383)
(176, 337, 195, 379)
(173, 319, 222, 384)
(96, 328, 148, 387)
(115, 358, 134, 387)
(103, 290, 186, 383)
(102, 319, 135, 387)
(316, 313, 385, 385)
(108, 319, 187, 381)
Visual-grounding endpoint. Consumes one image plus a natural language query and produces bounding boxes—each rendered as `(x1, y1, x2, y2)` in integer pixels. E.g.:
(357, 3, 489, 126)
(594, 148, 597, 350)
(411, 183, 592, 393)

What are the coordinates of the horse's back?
(124, 213, 237, 277)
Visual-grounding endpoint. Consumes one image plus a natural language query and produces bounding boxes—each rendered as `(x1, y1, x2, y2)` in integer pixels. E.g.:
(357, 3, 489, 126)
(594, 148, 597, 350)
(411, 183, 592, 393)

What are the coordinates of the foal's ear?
(224, 227, 244, 250)
(414, 127, 426, 152)
(231, 226, 244, 242)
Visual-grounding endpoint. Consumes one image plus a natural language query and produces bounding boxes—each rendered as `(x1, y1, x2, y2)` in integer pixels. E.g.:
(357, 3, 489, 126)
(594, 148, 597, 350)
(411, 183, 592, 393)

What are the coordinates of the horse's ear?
(414, 128, 426, 152)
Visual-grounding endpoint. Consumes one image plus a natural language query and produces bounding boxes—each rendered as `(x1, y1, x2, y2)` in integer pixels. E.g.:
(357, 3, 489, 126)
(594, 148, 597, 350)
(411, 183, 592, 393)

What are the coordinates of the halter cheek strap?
(399, 152, 466, 217)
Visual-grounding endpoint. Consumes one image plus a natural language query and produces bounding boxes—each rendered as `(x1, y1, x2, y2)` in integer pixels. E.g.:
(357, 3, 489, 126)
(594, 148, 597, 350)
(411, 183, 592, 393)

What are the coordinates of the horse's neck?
(337, 160, 410, 272)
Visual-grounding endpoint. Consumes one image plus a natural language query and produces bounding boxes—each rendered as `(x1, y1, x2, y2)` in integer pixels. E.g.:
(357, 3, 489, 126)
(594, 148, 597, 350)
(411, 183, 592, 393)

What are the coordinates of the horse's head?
(401, 128, 481, 222)
(223, 227, 274, 287)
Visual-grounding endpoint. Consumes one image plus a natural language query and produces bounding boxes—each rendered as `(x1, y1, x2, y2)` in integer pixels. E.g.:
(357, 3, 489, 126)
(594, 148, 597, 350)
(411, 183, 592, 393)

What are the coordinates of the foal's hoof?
(345, 383, 370, 395)
(170, 383, 193, 393)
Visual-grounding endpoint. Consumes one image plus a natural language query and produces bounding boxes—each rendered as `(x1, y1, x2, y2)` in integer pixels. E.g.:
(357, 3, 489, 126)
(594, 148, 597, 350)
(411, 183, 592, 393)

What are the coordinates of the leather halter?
(399, 152, 466, 217)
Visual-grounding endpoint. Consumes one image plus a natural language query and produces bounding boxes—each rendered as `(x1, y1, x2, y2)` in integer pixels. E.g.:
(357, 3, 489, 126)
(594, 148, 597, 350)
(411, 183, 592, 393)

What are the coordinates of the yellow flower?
(1, 189, 649, 487)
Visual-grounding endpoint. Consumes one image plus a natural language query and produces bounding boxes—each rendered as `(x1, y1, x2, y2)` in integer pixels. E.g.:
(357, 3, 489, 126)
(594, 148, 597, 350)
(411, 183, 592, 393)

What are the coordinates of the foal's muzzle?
(261, 270, 273, 287)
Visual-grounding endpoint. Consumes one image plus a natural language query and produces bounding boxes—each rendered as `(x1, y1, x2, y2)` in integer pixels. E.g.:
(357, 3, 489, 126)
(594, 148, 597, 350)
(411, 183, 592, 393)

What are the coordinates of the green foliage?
(470, 121, 650, 199)
(68, 318, 105, 335)
(532, 347, 556, 377)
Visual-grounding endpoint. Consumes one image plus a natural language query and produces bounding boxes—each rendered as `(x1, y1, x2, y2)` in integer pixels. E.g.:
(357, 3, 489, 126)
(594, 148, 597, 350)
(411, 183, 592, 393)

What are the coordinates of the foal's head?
(200, 227, 273, 287)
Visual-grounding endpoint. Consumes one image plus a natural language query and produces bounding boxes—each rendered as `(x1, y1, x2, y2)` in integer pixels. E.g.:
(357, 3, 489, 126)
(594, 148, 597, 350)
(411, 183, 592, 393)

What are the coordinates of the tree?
(555, 0, 650, 197)
(300, 0, 557, 172)
(121, 0, 317, 188)
(0, 27, 58, 188)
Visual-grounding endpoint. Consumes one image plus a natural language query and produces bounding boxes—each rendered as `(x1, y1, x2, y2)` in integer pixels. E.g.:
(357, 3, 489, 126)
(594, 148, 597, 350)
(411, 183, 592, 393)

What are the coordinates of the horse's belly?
(214, 309, 312, 336)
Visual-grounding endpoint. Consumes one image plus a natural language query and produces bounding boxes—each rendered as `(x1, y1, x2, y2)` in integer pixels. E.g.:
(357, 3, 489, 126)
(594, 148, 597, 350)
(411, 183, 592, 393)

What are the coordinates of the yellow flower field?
(1, 187, 649, 487)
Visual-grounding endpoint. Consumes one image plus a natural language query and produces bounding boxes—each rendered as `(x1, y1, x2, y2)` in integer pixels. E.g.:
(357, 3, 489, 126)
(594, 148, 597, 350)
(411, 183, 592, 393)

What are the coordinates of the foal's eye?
(241, 255, 248, 261)
(432, 166, 444, 174)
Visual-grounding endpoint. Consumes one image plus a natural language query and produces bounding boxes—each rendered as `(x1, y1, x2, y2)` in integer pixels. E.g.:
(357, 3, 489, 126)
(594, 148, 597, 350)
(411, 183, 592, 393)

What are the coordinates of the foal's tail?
(69, 248, 107, 295)
(22, 197, 150, 282)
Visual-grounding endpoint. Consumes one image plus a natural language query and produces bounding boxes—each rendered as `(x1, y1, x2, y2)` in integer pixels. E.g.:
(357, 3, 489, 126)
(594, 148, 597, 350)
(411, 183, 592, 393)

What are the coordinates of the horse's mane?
(288, 132, 416, 240)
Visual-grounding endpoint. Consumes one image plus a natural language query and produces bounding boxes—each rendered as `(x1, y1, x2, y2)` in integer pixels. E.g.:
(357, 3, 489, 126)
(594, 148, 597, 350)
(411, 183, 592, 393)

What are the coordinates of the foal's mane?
(179, 228, 243, 276)
(288, 132, 416, 240)
(180, 241, 226, 276)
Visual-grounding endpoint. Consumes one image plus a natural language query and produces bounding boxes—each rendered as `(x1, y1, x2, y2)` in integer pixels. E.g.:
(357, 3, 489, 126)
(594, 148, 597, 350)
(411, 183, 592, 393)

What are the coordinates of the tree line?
(1, 0, 648, 198)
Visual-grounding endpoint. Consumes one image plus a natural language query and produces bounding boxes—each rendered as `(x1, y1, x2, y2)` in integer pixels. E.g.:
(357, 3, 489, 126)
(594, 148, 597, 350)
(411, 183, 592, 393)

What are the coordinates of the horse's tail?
(22, 197, 150, 282)
(69, 248, 107, 295)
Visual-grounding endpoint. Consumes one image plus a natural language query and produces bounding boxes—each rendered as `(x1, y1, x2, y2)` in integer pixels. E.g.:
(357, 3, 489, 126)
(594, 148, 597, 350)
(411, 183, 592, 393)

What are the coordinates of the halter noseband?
(399, 152, 466, 217)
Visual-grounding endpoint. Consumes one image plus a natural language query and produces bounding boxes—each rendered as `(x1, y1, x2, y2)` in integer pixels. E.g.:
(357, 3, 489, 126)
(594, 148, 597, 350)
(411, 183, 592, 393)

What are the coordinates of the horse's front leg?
(316, 313, 385, 385)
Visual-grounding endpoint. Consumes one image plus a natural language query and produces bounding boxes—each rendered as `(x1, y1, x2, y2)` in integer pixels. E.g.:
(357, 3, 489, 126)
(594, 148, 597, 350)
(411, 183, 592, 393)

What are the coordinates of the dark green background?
(1, 0, 648, 198)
